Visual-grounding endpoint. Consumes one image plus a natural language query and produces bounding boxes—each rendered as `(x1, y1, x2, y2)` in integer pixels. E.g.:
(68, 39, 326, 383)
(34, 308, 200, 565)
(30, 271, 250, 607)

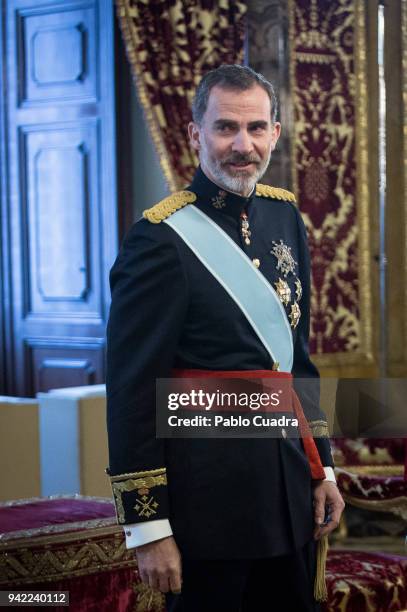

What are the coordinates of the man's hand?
(136, 536, 182, 594)
(313, 480, 345, 540)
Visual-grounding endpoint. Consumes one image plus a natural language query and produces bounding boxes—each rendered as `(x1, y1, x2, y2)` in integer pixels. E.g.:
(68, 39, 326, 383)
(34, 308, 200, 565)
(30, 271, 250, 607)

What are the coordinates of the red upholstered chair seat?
(334, 465, 407, 521)
(323, 550, 407, 612)
(0, 496, 165, 612)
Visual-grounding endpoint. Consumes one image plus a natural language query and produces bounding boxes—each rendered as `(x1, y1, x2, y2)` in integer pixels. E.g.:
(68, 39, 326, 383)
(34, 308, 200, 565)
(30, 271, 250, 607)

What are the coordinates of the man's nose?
(231, 130, 253, 154)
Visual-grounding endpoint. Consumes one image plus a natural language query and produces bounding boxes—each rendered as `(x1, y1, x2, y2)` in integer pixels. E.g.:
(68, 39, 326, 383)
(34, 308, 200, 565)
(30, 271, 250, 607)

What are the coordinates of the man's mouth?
(226, 161, 258, 171)
(230, 162, 253, 167)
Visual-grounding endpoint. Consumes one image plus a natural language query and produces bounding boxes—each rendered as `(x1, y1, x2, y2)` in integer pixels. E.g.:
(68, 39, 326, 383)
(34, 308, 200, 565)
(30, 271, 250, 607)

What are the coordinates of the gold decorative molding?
(353, 0, 374, 370)
(0, 494, 113, 507)
(340, 494, 407, 521)
(336, 464, 404, 477)
(0, 525, 136, 586)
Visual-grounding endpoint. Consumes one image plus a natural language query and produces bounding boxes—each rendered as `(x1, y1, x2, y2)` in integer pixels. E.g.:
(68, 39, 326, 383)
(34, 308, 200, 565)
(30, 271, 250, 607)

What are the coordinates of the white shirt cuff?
(323, 466, 336, 482)
(123, 519, 173, 549)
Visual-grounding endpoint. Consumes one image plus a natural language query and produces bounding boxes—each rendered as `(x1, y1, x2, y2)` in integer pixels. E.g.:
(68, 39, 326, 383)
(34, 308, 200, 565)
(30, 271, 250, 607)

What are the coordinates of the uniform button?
(125, 530, 132, 536)
(281, 428, 287, 439)
(252, 258, 260, 268)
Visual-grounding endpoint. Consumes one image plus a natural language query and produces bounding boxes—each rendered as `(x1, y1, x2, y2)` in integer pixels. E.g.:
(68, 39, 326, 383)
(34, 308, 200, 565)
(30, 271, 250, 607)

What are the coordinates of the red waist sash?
(172, 368, 326, 481)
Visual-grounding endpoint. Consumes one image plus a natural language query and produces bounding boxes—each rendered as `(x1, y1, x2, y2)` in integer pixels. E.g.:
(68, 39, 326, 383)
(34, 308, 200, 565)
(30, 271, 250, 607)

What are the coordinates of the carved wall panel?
(21, 122, 103, 320)
(27, 340, 104, 392)
(17, 4, 97, 106)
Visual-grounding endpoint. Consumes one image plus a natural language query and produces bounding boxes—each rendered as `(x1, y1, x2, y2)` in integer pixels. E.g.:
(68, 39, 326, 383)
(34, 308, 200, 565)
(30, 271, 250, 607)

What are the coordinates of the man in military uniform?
(106, 65, 344, 611)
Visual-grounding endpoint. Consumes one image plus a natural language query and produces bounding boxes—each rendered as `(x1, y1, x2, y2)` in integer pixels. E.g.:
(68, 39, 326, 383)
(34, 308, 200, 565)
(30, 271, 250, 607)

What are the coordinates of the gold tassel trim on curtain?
(115, 0, 177, 192)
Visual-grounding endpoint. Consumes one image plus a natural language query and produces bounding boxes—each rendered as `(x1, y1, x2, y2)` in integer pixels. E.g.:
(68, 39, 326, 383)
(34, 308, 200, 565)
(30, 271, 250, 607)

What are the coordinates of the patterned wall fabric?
(289, 0, 368, 357)
(116, 0, 247, 192)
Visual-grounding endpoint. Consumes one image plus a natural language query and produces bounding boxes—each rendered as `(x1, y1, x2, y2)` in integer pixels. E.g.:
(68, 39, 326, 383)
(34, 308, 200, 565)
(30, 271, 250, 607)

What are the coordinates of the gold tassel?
(314, 535, 329, 602)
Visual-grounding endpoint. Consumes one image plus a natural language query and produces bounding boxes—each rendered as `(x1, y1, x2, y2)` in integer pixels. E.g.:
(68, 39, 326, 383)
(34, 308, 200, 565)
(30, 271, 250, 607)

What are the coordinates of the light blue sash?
(164, 205, 293, 372)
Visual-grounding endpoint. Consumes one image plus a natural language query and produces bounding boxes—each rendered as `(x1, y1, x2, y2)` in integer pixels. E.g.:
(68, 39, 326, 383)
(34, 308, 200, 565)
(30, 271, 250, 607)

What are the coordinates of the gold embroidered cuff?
(309, 420, 330, 438)
(108, 468, 168, 524)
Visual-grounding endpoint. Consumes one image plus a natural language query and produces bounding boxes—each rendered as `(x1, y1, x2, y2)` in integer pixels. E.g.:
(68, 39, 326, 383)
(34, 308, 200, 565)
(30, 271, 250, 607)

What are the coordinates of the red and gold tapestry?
(116, 0, 247, 192)
(290, 0, 372, 364)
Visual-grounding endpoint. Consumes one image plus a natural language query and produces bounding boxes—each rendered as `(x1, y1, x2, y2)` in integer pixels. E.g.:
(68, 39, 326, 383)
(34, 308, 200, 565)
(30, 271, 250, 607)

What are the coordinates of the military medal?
(270, 240, 297, 277)
(289, 302, 301, 328)
(274, 278, 291, 306)
(240, 211, 251, 245)
(295, 278, 302, 301)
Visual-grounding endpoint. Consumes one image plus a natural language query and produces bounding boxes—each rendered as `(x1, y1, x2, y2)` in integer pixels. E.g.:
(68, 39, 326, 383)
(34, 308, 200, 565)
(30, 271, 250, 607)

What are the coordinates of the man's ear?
(188, 122, 201, 151)
(271, 122, 282, 150)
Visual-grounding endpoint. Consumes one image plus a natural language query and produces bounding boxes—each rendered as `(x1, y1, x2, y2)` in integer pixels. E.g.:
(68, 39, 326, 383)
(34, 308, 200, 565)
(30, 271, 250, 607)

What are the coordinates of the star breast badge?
(270, 240, 297, 277)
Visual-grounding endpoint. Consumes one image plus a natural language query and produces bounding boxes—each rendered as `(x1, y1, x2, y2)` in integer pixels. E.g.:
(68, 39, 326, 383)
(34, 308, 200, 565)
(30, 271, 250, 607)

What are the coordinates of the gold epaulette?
(256, 184, 296, 203)
(143, 190, 197, 223)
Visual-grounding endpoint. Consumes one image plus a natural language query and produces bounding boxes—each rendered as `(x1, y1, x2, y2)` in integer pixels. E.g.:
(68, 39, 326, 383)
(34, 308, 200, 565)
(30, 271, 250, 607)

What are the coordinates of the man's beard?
(200, 147, 272, 195)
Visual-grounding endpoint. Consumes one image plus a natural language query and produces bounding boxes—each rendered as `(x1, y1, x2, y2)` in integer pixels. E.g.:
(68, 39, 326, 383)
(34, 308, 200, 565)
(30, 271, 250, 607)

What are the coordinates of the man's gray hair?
(192, 64, 278, 125)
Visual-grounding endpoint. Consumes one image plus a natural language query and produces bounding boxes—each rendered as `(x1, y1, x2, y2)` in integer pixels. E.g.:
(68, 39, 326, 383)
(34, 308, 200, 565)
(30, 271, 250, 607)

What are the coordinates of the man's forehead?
(204, 85, 271, 121)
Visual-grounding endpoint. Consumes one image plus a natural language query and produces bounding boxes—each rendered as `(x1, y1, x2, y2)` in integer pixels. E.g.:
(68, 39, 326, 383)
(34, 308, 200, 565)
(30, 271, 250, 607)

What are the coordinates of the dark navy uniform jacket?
(106, 167, 333, 560)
